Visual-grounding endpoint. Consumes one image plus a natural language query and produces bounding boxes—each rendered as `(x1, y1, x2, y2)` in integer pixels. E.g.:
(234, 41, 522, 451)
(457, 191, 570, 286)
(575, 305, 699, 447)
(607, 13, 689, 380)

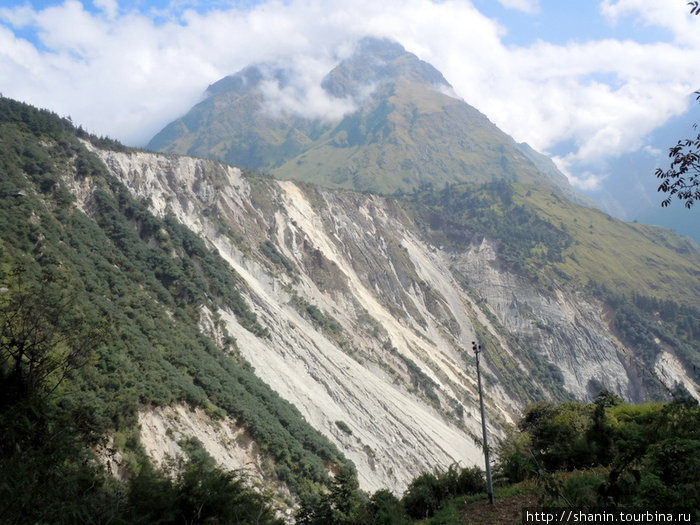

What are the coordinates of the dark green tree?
(656, 94, 700, 208)
(368, 489, 407, 525)
(0, 266, 106, 405)
(0, 267, 115, 524)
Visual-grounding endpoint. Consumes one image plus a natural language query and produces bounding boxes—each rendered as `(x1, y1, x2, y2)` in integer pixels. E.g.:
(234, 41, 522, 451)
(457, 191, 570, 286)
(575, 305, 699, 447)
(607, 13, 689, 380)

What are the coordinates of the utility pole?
(472, 341, 494, 504)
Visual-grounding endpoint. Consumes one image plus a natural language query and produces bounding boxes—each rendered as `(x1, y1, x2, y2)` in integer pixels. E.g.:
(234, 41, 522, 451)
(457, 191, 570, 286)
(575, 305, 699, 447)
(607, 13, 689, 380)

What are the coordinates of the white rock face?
(82, 145, 697, 493)
(139, 404, 265, 478)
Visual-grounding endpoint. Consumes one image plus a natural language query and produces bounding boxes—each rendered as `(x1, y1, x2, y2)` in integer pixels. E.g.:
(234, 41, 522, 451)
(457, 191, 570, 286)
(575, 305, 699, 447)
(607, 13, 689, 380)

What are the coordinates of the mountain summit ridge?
(147, 37, 576, 196)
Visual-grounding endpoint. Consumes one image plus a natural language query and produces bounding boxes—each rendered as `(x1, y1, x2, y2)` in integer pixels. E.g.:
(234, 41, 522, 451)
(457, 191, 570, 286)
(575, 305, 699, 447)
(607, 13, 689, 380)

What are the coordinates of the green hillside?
(519, 184, 699, 302)
(0, 97, 347, 522)
(401, 180, 699, 306)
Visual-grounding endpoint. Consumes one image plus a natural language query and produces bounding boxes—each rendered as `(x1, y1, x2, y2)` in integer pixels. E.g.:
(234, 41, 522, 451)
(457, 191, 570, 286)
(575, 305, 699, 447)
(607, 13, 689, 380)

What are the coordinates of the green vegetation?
(515, 184, 699, 307)
(394, 349, 442, 408)
(2, 95, 697, 523)
(656, 90, 700, 209)
(298, 394, 700, 524)
(405, 180, 573, 272)
(260, 239, 296, 274)
(585, 280, 699, 382)
(496, 392, 699, 514)
(335, 420, 353, 435)
(290, 293, 357, 355)
(0, 96, 350, 520)
(296, 463, 485, 524)
(401, 180, 699, 309)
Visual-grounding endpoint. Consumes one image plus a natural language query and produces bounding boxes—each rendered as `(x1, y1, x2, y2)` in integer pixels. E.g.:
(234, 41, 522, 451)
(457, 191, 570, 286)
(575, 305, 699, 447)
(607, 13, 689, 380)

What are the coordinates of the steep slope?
(90, 142, 699, 493)
(148, 38, 571, 195)
(3, 96, 698, 503)
(0, 98, 346, 511)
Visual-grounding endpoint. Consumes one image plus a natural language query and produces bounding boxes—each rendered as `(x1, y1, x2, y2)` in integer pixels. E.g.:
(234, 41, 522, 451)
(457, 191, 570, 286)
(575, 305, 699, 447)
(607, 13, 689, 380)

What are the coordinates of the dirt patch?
(462, 492, 539, 525)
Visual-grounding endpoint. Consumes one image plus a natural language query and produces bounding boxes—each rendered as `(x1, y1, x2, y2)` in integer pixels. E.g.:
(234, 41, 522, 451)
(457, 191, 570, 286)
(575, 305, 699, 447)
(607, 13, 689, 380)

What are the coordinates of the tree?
(0, 266, 106, 405)
(655, 93, 700, 208)
(0, 266, 114, 524)
(656, 2, 700, 207)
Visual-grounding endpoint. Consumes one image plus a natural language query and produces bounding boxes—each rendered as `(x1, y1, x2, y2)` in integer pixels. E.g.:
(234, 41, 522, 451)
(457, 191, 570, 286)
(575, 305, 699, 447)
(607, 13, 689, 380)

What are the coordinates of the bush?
(402, 464, 484, 519)
(403, 472, 441, 519)
(369, 489, 406, 525)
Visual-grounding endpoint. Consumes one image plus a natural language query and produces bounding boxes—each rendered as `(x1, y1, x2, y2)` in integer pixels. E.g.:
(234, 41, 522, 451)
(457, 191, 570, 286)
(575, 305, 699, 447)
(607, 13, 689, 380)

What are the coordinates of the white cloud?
(553, 160, 604, 191)
(600, 0, 700, 45)
(0, 0, 697, 186)
(257, 56, 359, 121)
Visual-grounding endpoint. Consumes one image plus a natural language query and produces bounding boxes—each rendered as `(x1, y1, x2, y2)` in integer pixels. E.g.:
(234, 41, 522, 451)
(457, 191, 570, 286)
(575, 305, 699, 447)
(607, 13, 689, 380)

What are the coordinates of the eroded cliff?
(80, 145, 697, 493)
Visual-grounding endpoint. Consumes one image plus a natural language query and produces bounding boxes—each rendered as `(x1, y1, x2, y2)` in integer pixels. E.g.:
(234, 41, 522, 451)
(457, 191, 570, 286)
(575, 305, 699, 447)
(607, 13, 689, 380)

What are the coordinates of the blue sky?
(475, 0, 672, 46)
(1, 0, 699, 191)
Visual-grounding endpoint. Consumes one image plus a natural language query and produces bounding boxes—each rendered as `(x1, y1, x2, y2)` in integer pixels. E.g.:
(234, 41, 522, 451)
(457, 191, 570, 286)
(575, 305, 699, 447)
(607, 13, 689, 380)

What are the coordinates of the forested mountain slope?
(0, 97, 346, 522)
(1, 96, 698, 519)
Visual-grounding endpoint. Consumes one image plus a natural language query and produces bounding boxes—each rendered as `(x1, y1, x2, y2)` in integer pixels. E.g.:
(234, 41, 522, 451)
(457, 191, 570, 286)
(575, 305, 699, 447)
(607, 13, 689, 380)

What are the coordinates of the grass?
(416, 482, 540, 525)
(514, 184, 700, 307)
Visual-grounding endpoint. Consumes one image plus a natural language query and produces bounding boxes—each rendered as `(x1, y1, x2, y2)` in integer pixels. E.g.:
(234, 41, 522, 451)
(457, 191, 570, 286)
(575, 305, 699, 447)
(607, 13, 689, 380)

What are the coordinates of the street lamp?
(472, 340, 494, 504)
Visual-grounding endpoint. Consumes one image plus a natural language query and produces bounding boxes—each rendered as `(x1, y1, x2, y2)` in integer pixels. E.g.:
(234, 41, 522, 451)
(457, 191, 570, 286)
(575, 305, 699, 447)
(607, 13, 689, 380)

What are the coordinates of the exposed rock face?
(139, 404, 266, 479)
(82, 145, 696, 493)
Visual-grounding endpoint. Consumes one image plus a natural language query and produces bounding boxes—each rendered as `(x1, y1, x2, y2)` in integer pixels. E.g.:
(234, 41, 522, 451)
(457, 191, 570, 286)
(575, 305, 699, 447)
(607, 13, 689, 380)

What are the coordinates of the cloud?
(0, 0, 698, 189)
(600, 0, 700, 45)
(552, 158, 604, 191)
(257, 56, 359, 121)
(94, 0, 119, 19)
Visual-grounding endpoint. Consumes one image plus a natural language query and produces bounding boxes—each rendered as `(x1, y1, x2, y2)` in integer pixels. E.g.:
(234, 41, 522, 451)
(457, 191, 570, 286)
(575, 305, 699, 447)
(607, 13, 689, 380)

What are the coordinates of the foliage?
(289, 293, 357, 355)
(0, 96, 348, 514)
(296, 464, 368, 524)
(124, 440, 283, 525)
(335, 419, 353, 435)
(518, 401, 596, 472)
(587, 280, 699, 378)
(394, 349, 441, 407)
(260, 239, 296, 274)
(404, 180, 573, 271)
(0, 266, 107, 405)
(656, 92, 700, 208)
(368, 489, 407, 525)
(495, 393, 700, 515)
(296, 463, 486, 524)
(402, 464, 485, 520)
(293, 295, 344, 335)
(0, 268, 117, 524)
(493, 425, 535, 484)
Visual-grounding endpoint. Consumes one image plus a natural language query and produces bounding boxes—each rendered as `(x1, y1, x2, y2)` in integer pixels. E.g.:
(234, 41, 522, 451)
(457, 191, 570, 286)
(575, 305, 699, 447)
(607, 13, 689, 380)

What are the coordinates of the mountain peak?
(202, 37, 450, 102)
(206, 65, 265, 97)
(322, 37, 451, 98)
(147, 36, 575, 194)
